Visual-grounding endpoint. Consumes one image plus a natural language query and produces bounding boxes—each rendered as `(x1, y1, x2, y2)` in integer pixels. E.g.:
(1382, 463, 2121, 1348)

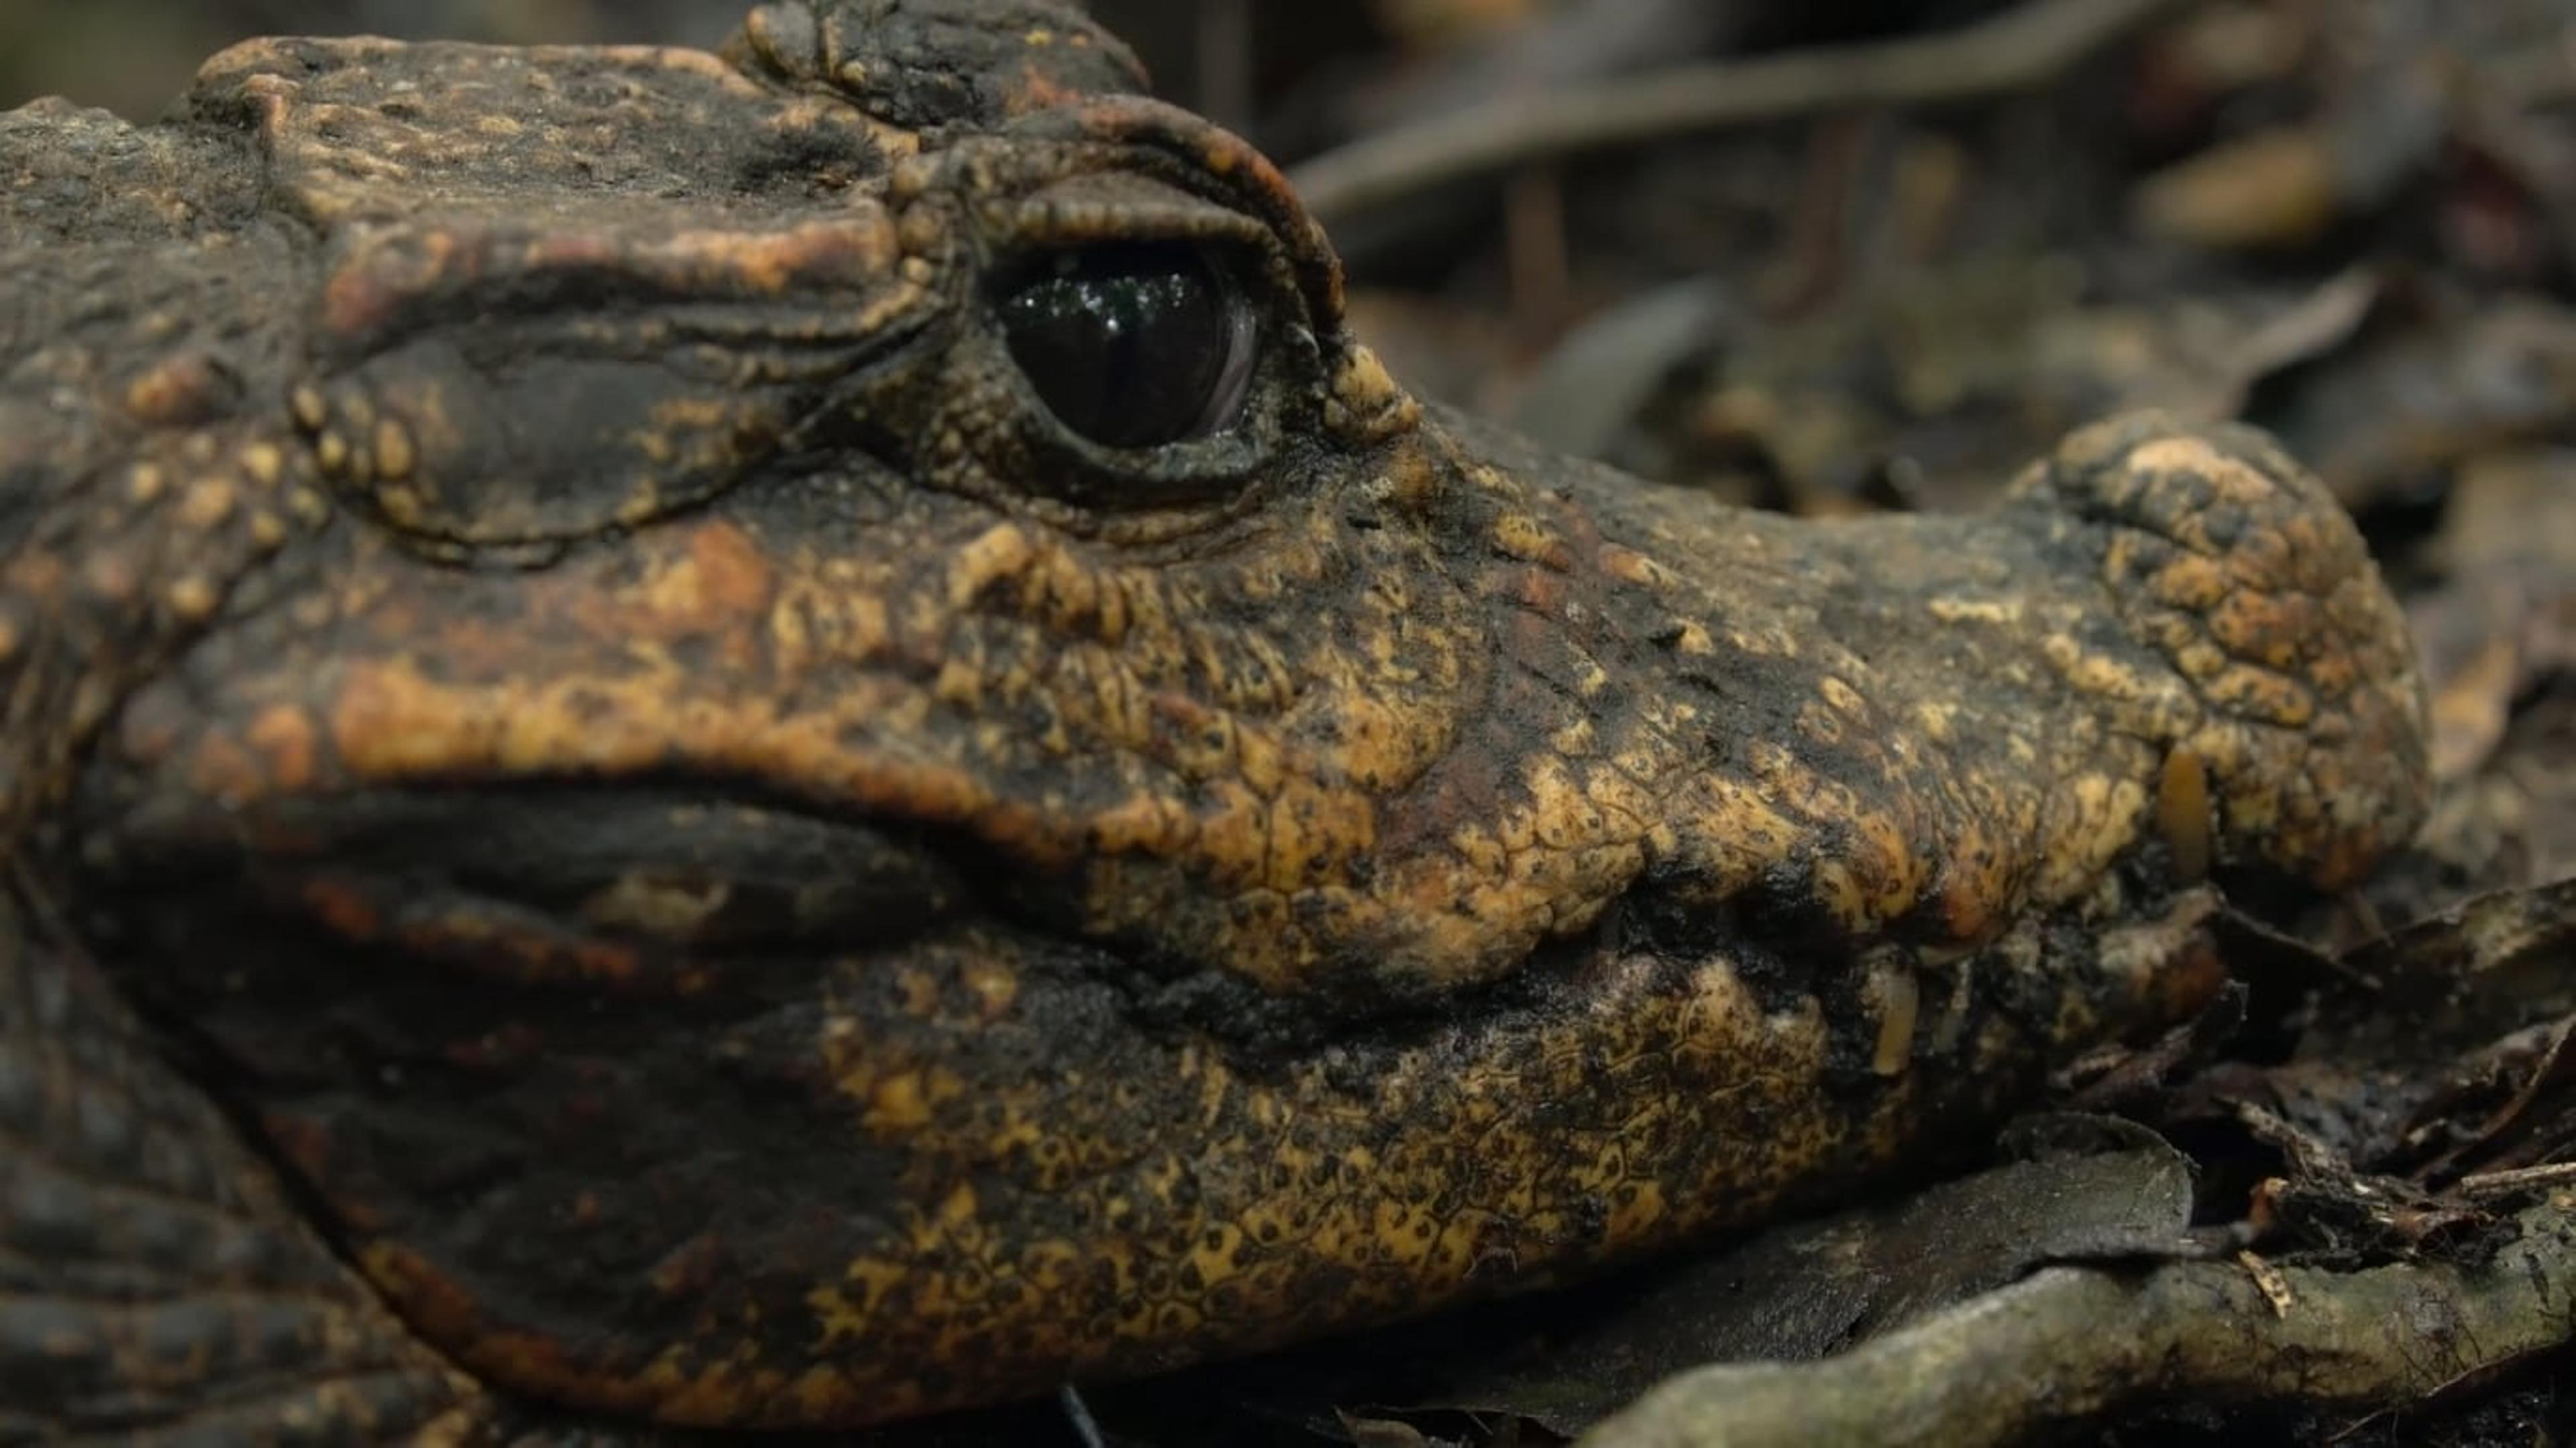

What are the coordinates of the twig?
(2455, 1160, 2576, 1200)
(1287, 0, 2186, 225)
(1058, 1384, 1108, 1448)
(1580, 1194, 2576, 1447)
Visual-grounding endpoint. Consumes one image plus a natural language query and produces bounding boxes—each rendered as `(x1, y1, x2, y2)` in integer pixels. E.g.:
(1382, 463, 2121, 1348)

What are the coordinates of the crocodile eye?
(998, 242, 1254, 449)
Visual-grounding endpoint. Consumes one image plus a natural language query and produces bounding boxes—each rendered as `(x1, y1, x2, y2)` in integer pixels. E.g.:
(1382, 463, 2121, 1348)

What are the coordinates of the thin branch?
(1582, 1194, 2576, 1447)
(2457, 1162, 2576, 1200)
(1287, 0, 2186, 225)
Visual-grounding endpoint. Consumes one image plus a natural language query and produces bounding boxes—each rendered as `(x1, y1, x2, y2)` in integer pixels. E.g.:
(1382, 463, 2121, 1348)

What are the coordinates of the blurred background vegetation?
(0, 1, 2013, 142)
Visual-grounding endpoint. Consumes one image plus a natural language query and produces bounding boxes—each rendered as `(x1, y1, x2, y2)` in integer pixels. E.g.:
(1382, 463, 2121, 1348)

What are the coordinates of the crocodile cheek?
(150, 518, 1039, 847)
(96, 502, 1495, 991)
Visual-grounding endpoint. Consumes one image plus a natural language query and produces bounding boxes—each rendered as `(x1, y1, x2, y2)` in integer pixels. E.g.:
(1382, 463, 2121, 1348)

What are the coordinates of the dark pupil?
(999, 243, 1238, 449)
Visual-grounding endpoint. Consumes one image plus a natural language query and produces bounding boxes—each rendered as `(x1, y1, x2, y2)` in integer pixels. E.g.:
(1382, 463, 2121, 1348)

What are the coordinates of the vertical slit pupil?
(999, 243, 1239, 449)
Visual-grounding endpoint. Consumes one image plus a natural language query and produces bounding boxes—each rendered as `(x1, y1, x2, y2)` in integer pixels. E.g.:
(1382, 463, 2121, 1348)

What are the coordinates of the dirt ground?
(9, 2, 2575, 1443)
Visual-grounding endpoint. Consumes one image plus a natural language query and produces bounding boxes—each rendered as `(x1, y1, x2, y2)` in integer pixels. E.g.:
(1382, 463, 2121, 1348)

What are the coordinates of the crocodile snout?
(2010, 412, 2430, 891)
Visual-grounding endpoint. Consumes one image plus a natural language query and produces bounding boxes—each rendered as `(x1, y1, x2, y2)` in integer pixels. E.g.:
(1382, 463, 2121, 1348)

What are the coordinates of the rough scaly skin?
(0, 0, 2428, 1435)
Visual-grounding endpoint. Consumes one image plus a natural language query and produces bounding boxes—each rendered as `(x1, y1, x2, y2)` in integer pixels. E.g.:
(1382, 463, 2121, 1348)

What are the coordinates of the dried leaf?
(1420, 1117, 2194, 1435)
(2132, 127, 2341, 251)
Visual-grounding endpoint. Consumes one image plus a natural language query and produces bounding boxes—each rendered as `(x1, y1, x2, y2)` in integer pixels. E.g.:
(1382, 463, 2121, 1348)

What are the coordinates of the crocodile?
(0, 0, 2430, 1437)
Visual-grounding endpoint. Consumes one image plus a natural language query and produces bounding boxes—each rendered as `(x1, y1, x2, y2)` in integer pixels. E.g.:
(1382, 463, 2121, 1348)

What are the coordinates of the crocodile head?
(9, 0, 2427, 1428)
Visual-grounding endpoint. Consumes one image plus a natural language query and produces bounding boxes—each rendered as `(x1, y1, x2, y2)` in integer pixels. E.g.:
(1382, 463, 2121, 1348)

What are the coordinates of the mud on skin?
(0, 0, 2428, 1435)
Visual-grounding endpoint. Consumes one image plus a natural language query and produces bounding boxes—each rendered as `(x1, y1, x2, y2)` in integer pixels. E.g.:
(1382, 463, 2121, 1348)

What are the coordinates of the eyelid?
(997, 173, 1279, 249)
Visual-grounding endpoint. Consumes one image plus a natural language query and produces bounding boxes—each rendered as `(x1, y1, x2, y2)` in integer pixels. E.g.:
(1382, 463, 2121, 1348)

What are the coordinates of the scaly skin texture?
(0, 0, 2428, 1435)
